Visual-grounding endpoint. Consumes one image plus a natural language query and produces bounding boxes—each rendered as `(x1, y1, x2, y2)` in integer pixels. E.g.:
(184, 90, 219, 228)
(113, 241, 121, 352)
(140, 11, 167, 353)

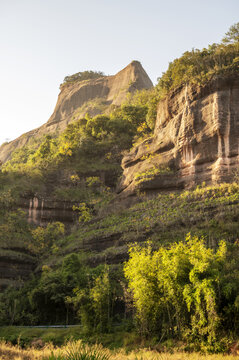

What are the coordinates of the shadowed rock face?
(120, 75, 239, 195)
(18, 196, 77, 226)
(0, 61, 153, 163)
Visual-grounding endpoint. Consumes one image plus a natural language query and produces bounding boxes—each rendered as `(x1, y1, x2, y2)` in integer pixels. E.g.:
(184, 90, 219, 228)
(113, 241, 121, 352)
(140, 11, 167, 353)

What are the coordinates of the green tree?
(90, 266, 111, 332)
(222, 22, 239, 44)
(30, 221, 65, 255)
(72, 203, 92, 223)
(124, 234, 227, 349)
(29, 253, 87, 325)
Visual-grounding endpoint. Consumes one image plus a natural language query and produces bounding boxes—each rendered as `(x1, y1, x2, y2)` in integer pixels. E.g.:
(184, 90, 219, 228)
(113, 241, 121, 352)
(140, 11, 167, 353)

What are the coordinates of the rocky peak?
(0, 61, 153, 163)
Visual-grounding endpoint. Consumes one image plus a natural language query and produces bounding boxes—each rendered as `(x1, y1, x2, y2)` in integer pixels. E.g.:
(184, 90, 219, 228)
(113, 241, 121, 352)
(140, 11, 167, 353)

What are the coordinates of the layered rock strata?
(19, 196, 76, 226)
(120, 75, 239, 195)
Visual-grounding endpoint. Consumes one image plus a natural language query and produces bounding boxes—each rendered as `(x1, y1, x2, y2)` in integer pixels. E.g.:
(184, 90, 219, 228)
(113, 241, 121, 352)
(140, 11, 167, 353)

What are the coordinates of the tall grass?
(43, 341, 110, 360)
(1, 340, 239, 360)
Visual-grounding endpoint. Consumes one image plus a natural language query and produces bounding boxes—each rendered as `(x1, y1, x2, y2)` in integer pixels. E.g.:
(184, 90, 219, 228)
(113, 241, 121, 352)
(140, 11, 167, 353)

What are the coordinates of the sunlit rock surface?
(120, 75, 239, 195)
(0, 61, 153, 163)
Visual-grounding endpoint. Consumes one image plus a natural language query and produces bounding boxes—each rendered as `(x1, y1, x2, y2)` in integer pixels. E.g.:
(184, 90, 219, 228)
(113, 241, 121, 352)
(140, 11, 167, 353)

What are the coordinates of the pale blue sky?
(0, 0, 238, 146)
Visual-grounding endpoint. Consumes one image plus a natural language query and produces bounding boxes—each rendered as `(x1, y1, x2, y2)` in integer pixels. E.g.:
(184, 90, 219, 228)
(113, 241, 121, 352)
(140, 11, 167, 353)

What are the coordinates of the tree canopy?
(222, 22, 239, 44)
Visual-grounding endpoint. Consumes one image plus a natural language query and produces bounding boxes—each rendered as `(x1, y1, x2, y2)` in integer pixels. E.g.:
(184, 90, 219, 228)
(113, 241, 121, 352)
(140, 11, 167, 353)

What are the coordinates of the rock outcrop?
(120, 75, 239, 195)
(0, 61, 153, 163)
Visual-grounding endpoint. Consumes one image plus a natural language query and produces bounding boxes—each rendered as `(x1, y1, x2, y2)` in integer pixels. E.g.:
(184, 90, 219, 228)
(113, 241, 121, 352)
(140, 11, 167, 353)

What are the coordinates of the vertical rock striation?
(120, 75, 239, 195)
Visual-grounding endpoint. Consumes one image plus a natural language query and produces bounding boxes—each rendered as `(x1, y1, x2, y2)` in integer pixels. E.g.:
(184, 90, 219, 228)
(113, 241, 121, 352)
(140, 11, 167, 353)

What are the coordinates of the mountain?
(1, 32, 239, 348)
(0, 61, 153, 163)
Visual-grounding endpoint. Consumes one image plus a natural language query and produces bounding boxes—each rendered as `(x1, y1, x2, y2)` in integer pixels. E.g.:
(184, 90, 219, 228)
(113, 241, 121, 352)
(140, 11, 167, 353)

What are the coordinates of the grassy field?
(0, 326, 140, 349)
(1, 340, 239, 360)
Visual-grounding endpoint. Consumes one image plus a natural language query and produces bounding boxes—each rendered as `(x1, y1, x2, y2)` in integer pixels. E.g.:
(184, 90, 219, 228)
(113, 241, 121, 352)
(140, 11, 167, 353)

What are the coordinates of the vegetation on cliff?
(0, 182, 239, 352)
(2, 101, 152, 179)
(156, 23, 239, 97)
(4, 23, 239, 179)
(0, 23, 239, 354)
(61, 70, 106, 88)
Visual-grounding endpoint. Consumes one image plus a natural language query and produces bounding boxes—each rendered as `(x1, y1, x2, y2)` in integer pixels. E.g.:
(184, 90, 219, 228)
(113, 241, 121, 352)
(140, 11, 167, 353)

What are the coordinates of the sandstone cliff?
(120, 75, 239, 195)
(0, 61, 153, 163)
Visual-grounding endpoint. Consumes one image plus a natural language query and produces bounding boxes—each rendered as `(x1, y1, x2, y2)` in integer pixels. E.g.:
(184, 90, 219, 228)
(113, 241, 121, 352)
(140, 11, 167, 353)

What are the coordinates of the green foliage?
(66, 265, 116, 334)
(29, 222, 65, 255)
(90, 266, 111, 333)
(1, 96, 155, 201)
(222, 22, 239, 44)
(124, 234, 239, 351)
(124, 88, 161, 131)
(29, 135, 57, 168)
(60, 182, 239, 265)
(1, 24, 239, 350)
(86, 177, 101, 188)
(73, 203, 93, 223)
(134, 165, 173, 185)
(155, 24, 239, 98)
(2, 109, 136, 177)
(0, 209, 33, 249)
(43, 342, 111, 360)
(0, 181, 238, 352)
(27, 253, 89, 325)
(62, 70, 105, 86)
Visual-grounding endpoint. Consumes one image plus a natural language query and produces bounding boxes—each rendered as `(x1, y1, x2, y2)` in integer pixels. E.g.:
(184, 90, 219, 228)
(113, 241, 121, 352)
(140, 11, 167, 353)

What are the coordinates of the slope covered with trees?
(0, 23, 239, 353)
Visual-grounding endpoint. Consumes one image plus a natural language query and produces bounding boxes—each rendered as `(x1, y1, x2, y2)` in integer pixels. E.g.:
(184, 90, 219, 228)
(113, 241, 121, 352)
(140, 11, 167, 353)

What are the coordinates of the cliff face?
(120, 75, 239, 195)
(19, 196, 76, 226)
(0, 61, 153, 163)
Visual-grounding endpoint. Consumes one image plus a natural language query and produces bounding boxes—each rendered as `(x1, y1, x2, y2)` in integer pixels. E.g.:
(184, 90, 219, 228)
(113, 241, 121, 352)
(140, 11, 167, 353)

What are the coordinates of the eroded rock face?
(120, 75, 239, 195)
(0, 61, 153, 163)
(19, 196, 76, 226)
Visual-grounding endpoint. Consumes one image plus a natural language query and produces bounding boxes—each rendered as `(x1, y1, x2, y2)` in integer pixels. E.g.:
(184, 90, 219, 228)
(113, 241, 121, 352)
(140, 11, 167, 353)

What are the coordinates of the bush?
(124, 234, 239, 351)
(62, 71, 105, 87)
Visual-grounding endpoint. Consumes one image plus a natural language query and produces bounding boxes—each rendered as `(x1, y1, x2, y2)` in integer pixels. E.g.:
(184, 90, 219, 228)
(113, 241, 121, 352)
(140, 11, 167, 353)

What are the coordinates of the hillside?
(0, 61, 153, 163)
(119, 74, 239, 196)
(1, 26, 239, 352)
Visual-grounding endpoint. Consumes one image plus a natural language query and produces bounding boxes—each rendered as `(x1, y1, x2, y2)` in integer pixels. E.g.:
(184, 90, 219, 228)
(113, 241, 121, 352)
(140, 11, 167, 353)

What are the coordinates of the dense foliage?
(61, 71, 105, 87)
(2, 103, 152, 179)
(5, 24, 239, 180)
(156, 23, 239, 97)
(0, 252, 122, 335)
(0, 182, 238, 352)
(124, 236, 239, 351)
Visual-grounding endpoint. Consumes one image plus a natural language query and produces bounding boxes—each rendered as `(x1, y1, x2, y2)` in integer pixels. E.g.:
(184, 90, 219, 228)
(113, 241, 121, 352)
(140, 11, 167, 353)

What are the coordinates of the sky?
(0, 0, 238, 146)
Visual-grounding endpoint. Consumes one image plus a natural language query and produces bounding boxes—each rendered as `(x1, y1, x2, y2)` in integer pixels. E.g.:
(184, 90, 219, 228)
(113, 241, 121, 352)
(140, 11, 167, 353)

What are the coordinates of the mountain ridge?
(0, 61, 153, 163)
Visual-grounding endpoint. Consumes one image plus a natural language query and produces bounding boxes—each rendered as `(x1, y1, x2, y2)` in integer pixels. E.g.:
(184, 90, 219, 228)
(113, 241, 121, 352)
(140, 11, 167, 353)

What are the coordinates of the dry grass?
(112, 349, 239, 359)
(1, 341, 239, 360)
(0, 340, 54, 359)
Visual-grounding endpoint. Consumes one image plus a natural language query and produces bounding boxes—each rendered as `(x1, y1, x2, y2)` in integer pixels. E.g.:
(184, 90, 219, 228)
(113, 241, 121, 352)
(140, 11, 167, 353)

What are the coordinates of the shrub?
(43, 341, 111, 360)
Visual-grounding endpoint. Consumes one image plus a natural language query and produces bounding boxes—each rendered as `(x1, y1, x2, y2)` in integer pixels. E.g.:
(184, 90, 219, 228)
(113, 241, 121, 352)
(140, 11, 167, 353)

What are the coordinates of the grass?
(0, 327, 143, 350)
(1, 340, 239, 360)
(0, 326, 83, 347)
